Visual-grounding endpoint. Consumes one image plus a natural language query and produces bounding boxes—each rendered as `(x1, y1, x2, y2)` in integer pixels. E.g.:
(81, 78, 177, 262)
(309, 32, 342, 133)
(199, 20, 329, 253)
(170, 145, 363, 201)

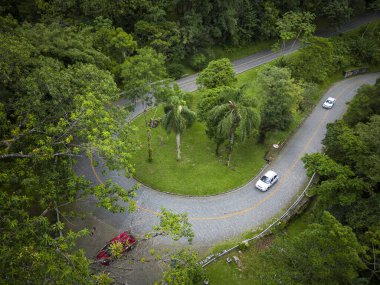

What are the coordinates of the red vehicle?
(96, 231, 137, 265)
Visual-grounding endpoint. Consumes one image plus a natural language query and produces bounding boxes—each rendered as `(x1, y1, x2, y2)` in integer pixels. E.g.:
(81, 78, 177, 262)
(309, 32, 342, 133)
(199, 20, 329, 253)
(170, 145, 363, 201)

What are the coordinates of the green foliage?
(0, 192, 92, 284)
(196, 58, 236, 89)
(190, 53, 208, 71)
(0, 32, 35, 86)
(322, 116, 380, 187)
(302, 153, 370, 207)
(258, 65, 303, 138)
(121, 47, 167, 101)
(161, 91, 196, 161)
(0, 19, 139, 214)
(258, 1, 280, 39)
(288, 37, 336, 83)
(321, 0, 353, 27)
(276, 11, 315, 48)
(134, 20, 182, 61)
(150, 208, 195, 243)
(207, 87, 260, 164)
(166, 63, 185, 79)
(197, 86, 237, 122)
(109, 241, 124, 259)
(92, 16, 137, 64)
(160, 248, 204, 285)
(259, 211, 365, 285)
(343, 80, 380, 127)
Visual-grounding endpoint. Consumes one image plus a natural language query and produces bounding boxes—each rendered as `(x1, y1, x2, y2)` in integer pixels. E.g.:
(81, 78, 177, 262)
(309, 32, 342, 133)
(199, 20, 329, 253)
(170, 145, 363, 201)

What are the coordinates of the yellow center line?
(90, 80, 358, 221)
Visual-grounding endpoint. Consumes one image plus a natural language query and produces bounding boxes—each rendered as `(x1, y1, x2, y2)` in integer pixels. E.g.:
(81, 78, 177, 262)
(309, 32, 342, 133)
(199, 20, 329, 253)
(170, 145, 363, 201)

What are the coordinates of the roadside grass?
(202, 198, 318, 284)
(207, 40, 276, 62)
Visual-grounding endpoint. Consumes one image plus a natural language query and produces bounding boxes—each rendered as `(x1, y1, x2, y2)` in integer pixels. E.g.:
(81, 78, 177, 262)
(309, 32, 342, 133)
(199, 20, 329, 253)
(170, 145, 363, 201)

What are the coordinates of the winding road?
(71, 13, 380, 285)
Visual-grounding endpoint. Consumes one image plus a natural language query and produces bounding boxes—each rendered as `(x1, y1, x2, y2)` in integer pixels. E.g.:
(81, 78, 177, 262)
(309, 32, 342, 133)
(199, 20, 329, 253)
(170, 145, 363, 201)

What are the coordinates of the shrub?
(166, 63, 185, 79)
(190, 53, 207, 71)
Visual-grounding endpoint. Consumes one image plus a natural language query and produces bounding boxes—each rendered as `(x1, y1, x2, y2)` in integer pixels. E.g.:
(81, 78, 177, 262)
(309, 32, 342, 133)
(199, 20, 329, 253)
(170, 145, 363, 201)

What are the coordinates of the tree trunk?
(227, 131, 235, 167)
(176, 132, 181, 161)
(144, 109, 153, 162)
(291, 30, 302, 50)
(215, 142, 221, 156)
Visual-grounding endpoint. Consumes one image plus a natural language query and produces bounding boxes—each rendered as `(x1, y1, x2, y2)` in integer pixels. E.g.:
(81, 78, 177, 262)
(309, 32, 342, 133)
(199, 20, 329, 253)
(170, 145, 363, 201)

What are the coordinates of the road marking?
(89, 80, 362, 221)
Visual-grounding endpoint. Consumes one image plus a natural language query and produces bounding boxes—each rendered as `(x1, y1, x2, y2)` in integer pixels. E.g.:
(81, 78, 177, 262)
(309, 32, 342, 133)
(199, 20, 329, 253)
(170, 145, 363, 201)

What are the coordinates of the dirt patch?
(254, 235, 275, 251)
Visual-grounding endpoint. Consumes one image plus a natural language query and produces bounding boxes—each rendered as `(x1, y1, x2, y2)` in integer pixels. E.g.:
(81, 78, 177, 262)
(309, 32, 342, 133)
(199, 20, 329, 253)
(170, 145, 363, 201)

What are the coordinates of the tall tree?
(258, 66, 303, 140)
(196, 58, 236, 89)
(302, 153, 371, 208)
(208, 88, 260, 166)
(259, 211, 365, 284)
(343, 80, 380, 127)
(288, 37, 336, 83)
(0, 62, 138, 213)
(0, 191, 93, 285)
(120, 47, 168, 162)
(160, 248, 204, 285)
(321, 0, 353, 27)
(161, 93, 196, 161)
(276, 11, 315, 50)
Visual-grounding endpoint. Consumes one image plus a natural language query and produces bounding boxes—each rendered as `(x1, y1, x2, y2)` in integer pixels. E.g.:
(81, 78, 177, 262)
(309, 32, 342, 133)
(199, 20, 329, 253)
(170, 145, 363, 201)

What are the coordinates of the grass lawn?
(131, 105, 267, 195)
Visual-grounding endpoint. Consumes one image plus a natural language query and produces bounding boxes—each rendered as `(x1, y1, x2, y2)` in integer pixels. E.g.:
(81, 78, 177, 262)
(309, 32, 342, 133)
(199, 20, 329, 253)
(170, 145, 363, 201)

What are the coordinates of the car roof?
(264, 170, 277, 178)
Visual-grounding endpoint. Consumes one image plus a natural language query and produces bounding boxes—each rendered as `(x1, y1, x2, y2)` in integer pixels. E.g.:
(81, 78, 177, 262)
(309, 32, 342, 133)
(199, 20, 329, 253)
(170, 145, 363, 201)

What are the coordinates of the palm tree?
(209, 90, 260, 166)
(161, 96, 196, 161)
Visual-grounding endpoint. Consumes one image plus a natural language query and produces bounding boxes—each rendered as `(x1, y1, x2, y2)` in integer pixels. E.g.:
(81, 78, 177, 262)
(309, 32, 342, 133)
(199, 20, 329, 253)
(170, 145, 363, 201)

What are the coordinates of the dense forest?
(1, 0, 380, 284)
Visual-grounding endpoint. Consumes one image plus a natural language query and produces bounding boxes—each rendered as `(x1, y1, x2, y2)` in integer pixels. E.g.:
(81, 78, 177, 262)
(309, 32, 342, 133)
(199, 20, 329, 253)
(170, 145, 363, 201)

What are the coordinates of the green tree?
(208, 88, 260, 165)
(0, 32, 35, 87)
(322, 116, 380, 187)
(120, 47, 168, 162)
(134, 20, 182, 61)
(259, 211, 365, 285)
(161, 94, 196, 161)
(160, 248, 204, 285)
(196, 58, 236, 89)
(0, 192, 93, 285)
(276, 11, 315, 50)
(322, 0, 353, 27)
(146, 208, 194, 243)
(258, 1, 280, 39)
(120, 47, 167, 102)
(258, 66, 303, 140)
(288, 36, 336, 83)
(302, 153, 370, 208)
(343, 80, 380, 127)
(92, 16, 137, 64)
(0, 62, 138, 213)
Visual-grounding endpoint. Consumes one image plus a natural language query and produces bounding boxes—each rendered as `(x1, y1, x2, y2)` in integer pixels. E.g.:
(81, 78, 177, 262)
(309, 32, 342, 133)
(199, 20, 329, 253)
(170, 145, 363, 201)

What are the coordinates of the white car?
(255, 170, 279, 191)
(322, 97, 336, 109)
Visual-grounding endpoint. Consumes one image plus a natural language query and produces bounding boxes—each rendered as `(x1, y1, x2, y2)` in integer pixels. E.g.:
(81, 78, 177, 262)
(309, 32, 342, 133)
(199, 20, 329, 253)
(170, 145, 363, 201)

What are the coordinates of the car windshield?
(326, 99, 333, 104)
(260, 175, 271, 184)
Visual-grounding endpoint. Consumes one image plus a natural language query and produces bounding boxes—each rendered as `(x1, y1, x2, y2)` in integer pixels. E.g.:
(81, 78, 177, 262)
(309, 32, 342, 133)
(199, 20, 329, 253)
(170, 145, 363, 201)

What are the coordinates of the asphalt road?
(71, 12, 380, 285)
(75, 73, 380, 245)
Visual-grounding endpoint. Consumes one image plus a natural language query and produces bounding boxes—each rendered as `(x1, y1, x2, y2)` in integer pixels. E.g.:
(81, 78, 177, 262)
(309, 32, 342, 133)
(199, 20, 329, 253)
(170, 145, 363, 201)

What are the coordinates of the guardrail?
(198, 172, 317, 268)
